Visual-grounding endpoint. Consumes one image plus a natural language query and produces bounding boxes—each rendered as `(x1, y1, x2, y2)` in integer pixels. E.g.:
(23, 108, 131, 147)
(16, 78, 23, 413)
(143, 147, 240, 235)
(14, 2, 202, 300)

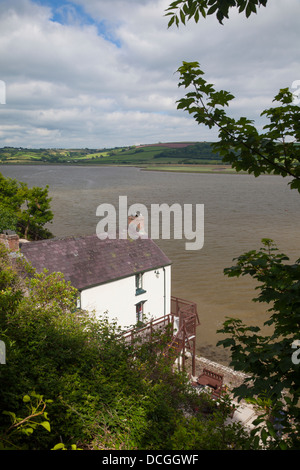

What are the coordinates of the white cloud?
(0, 0, 299, 148)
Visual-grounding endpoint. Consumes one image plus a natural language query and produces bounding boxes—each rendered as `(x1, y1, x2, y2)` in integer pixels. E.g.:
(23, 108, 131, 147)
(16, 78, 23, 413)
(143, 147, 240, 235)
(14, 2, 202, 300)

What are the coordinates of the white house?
(19, 232, 172, 329)
(1, 229, 199, 375)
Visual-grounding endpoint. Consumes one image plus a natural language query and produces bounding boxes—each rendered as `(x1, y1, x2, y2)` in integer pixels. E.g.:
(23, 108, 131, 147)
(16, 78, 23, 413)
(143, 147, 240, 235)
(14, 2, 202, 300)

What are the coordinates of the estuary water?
(1, 164, 299, 365)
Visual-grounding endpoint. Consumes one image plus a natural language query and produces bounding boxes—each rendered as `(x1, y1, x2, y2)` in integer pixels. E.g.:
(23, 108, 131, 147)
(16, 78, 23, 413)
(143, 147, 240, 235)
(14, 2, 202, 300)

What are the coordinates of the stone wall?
(190, 355, 251, 390)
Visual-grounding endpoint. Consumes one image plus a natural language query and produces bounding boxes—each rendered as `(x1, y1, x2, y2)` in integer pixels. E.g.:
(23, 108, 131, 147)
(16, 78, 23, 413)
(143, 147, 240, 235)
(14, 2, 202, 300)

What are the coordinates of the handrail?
(120, 296, 200, 375)
(122, 313, 174, 343)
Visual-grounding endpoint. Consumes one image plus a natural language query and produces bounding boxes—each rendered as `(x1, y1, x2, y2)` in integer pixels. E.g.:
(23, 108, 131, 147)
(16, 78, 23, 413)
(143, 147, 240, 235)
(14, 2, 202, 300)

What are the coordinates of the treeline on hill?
(0, 147, 98, 164)
(0, 143, 222, 165)
(154, 143, 222, 163)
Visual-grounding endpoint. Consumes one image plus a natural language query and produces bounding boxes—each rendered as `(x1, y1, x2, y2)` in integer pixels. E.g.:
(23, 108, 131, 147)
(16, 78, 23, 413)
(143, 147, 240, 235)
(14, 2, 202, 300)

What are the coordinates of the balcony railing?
(168, 296, 200, 375)
(122, 313, 174, 345)
(122, 296, 200, 375)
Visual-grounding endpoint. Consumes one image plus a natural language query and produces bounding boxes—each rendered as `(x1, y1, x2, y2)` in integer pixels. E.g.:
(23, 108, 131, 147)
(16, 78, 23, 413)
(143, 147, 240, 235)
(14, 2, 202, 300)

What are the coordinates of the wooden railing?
(122, 313, 174, 345)
(167, 296, 200, 375)
(171, 296, 199, 328)
(121, 296, 200, 375)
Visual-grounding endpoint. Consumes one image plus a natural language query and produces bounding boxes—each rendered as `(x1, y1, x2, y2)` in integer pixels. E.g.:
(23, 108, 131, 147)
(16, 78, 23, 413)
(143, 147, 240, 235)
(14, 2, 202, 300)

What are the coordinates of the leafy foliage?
(167, 0, 300, 450)
(0, 244, 250, 450)
(0, 204, 18, 233)
(0, 172, 53, 240)
(176, 62, 300, 192)
(0, 393, 52, 450)
(217, 239, 300, 449)
(165, 0, 268, 27)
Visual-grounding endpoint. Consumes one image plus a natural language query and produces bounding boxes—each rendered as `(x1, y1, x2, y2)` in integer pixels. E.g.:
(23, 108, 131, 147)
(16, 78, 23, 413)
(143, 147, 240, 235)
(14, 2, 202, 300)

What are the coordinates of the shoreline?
(0, 161, 249, 175)
(140, 165, 243, 175)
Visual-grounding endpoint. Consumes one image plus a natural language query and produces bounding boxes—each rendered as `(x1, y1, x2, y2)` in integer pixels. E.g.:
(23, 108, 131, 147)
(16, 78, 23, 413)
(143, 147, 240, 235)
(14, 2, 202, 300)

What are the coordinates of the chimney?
(128, 212, 145, 234)
(0, 231, 20, 252)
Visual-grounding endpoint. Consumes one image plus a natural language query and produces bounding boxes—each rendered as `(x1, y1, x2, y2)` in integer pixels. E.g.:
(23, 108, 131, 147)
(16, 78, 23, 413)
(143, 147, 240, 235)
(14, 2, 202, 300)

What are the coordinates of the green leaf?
(180, 8, 186, 24)
(167, 15, 176, 28)
(207, 4, 218, 15)
(266, 421, 277, 439)
(3, 411, 16, 421)
(279, 441, 288, 450)
(22, 427, 34, 436)
(40, 421, 51, 432)
(261, 428, 268, 444)
(52, 443, 66, 450)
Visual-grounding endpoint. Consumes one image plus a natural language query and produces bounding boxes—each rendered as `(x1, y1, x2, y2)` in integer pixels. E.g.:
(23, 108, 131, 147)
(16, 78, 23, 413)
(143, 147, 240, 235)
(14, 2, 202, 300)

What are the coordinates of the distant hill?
(0, 142, 222, 165)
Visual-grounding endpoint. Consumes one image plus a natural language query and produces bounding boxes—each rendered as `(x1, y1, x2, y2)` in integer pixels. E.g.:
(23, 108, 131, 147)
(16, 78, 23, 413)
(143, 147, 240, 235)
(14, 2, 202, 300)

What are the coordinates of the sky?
(0, 0, 299, 149)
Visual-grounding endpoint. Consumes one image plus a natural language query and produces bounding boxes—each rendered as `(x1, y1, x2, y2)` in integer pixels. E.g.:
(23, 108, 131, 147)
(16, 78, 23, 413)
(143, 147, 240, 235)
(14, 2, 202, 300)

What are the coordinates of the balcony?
(122, 296, 200, 375)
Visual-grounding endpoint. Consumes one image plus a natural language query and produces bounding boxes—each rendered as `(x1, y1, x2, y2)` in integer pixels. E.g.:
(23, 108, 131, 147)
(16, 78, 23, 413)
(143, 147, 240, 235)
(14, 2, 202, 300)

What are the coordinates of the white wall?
(80, 266, 171, 330)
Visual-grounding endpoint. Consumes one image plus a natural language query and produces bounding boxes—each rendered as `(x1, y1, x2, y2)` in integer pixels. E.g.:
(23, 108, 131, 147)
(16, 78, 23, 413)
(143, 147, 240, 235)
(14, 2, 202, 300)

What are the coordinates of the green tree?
(0, 172, 53, 240)
(0, 204, 18, 233)
(19, 185, 53, 240)
(166, 1, 300, 193)
(217, 239, 300, 449)
(0, 242, 27, 327)
(175, 62, 300, 191)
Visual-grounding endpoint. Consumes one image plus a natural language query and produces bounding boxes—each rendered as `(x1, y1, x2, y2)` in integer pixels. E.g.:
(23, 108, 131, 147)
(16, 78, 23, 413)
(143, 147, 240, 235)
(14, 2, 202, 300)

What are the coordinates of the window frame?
(135, 272, 146, 295)
(136, 300, 146, 324)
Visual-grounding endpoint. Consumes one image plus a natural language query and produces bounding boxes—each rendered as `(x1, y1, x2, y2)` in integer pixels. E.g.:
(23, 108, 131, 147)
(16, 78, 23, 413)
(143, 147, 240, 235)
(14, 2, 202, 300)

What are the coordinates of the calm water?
(1, 164, 299, 364)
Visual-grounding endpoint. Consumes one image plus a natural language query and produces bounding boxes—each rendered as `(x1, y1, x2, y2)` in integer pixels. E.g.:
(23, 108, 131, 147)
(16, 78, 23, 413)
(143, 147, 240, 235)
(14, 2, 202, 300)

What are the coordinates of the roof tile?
(21, 234, 171, 290)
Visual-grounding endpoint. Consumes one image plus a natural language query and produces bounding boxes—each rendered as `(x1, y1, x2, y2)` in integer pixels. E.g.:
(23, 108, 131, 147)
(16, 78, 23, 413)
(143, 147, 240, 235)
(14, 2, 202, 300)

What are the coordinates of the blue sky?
(43, 0, 99, 26)
(0, 0, 299, 148)
(35, 0, 120, 46)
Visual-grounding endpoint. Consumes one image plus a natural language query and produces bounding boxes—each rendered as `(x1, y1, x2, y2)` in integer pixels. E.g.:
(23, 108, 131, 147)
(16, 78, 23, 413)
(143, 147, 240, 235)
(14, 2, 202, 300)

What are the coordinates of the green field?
(0, 142, 236, 173)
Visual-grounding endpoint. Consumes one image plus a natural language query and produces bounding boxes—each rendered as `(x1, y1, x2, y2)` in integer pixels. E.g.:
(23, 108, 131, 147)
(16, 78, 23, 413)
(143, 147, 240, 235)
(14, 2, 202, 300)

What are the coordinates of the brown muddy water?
(1, 164, 299, 365)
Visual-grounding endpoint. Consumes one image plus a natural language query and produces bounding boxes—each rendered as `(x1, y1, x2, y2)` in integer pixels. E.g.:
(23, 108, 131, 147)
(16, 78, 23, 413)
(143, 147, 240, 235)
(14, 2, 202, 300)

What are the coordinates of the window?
(135, 273, 146, 295)
(136, 301, 146, 324)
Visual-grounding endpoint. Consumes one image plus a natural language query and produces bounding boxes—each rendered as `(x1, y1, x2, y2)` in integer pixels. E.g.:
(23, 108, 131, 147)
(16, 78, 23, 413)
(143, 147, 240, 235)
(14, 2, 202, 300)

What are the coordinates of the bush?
(0, 244, 248, 450)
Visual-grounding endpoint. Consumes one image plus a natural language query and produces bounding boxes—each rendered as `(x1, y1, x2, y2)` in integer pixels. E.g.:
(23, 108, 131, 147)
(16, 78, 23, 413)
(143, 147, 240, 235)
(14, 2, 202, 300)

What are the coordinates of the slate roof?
(20, 234, 171, 291)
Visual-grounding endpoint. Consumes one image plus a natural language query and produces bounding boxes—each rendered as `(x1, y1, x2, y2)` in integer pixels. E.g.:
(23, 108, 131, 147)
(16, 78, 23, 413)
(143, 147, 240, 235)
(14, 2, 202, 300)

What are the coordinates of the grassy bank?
(142, 164, 238, 174)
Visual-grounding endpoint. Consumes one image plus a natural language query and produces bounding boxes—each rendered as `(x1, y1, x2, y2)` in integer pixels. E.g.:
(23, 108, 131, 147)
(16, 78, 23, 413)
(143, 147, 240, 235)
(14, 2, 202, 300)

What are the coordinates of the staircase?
(165, 297, 200, 375)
